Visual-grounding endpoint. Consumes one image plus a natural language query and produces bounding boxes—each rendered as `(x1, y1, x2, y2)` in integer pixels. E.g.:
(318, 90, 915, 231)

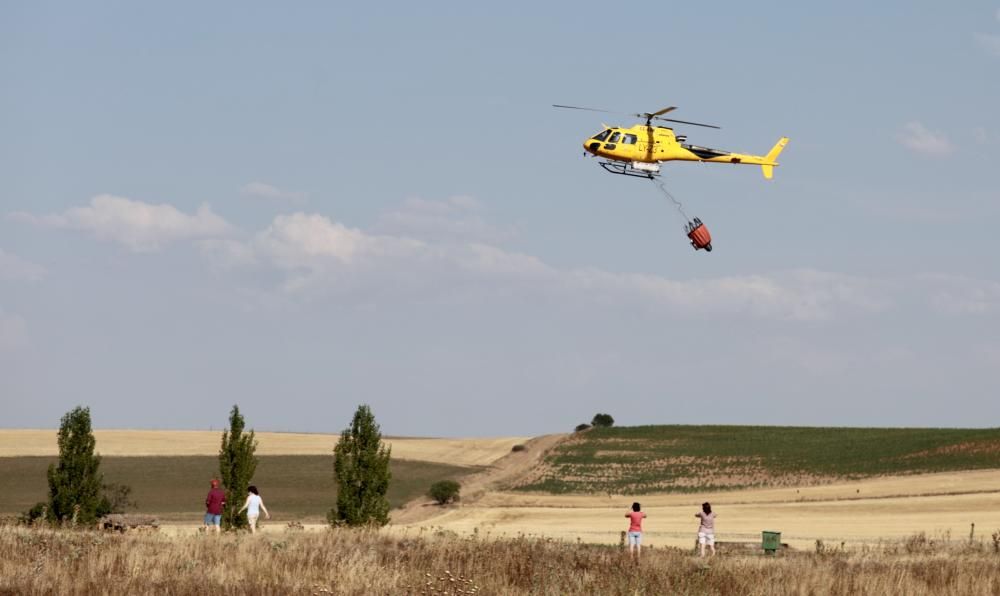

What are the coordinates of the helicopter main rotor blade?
(644, 106, 677, 118)
(554, 103, 721, 129)
(552, 104, 621, 114)
(654, 116, 721, 130)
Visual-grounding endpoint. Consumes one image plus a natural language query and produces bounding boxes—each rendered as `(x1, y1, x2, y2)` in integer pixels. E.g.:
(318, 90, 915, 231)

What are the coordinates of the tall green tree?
(329, 404, 392, 527)
(218, 405, 258, 530)
(47, 406, 103, 525)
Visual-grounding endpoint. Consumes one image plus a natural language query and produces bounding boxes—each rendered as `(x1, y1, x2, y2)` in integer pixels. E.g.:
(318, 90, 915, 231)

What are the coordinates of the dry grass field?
(0, 430, 526, 466)
(3, 525, 1000, 595)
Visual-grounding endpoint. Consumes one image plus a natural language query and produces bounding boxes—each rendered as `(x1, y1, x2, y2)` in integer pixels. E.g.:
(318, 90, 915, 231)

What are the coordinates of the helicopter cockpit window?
(622, 134, 638, 145)
(608, 132, 621, 143)
(591, 129, 611, 142)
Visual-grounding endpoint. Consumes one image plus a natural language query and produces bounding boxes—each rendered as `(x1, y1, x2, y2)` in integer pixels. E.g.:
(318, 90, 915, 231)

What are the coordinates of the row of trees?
(31, 403, 393, 529)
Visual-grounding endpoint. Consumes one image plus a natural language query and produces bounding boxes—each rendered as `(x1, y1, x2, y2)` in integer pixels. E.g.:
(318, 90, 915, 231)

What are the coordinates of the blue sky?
(2, 2, 999, 435)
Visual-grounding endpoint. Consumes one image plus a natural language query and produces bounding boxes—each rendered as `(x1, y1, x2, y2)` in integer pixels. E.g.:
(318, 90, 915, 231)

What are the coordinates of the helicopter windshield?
(590, 129, 611, 142)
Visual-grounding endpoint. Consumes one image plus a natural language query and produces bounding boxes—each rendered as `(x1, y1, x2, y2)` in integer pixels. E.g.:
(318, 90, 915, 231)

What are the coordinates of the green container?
(762, 531, 782, 553)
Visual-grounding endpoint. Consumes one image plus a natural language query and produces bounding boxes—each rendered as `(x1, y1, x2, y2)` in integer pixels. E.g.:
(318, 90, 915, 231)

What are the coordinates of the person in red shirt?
(625, 502, 647, 561)
(204, 479, 226, 533)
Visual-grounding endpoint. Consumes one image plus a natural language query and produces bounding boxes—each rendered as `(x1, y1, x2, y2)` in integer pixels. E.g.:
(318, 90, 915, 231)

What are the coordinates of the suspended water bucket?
(686, 218, 713, 252)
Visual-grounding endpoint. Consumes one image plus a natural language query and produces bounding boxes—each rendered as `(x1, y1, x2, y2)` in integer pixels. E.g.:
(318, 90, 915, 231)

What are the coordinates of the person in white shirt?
(695, 502, 716, 557)
(237, 485, 270, 534)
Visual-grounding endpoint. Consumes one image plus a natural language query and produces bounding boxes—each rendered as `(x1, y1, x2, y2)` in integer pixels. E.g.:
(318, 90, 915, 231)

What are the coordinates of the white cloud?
(0, 308, 27, 350)
(11, 195, 232, 252)
(972, 10, 1000, 57)
(973, 127, 990, 145)
(374, 196, 515, 244)
(898, 122, 956, 156)
(0, 249, 45, 282)
(917, 273, 1000, 315)
(240, 182, 307, 203)
(974, 32, 1000, 57)
(254, 212, 423, 269)
(203, 207, 896, 322)
(36, 195, 986, 323)
(567, 268, 889, 322)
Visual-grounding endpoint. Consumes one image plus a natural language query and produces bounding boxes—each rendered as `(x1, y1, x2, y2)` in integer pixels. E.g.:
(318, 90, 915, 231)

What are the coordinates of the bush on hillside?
(97, 483, 137, 517)
(511, 444, 526, 452)
(20, 502, 49, 526)
(428, 480, 461, 505)
(574, 423, 592, 432)
(591, 413, 614, 428)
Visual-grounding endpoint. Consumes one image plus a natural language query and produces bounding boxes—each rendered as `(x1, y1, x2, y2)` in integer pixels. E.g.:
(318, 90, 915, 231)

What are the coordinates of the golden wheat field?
(403, 470, 1000, 549)
(0, 430, 527, 466)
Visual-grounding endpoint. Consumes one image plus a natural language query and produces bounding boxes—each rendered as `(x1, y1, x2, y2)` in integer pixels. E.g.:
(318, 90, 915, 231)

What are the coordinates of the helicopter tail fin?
(761, 137, 789, 180)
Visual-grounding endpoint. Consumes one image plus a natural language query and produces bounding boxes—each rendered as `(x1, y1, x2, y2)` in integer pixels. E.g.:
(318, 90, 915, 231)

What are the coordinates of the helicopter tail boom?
(760, 137, 789, 180)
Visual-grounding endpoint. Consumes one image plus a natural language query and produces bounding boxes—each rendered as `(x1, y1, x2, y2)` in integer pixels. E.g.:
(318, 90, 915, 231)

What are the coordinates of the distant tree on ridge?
(591, 413, 615, 428)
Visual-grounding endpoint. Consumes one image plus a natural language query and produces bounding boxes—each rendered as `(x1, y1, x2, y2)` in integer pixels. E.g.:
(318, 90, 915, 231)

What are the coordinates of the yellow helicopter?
(554, 104, 788, 180)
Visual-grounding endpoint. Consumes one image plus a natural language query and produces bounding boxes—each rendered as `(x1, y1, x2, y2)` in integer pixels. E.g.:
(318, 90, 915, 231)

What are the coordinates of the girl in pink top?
(625, 502, 647, 561)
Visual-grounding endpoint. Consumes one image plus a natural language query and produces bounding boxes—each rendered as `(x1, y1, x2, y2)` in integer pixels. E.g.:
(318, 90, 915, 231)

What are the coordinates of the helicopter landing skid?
(598, 161, 660, 179)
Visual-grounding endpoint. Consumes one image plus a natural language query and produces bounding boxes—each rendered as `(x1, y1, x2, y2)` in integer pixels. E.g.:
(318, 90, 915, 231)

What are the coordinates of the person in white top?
(237, 485, 270, 534)
(695, 502, 716, 557)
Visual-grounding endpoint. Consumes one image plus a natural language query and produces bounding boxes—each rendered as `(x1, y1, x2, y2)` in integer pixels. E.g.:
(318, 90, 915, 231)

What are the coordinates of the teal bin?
(762, 531, 781, 553)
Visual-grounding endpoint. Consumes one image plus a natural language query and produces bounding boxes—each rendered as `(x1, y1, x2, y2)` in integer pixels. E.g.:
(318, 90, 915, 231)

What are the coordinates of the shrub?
(20, 502, 49, 526)
(574, 423, 592, 432)
(591, 413, 614, 428)
(97, 483, 136, 517)
(428, 480, 461, 505)
(511, 444, 526, 452)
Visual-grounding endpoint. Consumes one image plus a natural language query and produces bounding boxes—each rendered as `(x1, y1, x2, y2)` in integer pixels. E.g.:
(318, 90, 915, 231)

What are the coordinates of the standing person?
(695, 502, 716, 557)
(625, 502, 647, 561)
(204, 479, 226, 534)
(237, 485, 270, 534)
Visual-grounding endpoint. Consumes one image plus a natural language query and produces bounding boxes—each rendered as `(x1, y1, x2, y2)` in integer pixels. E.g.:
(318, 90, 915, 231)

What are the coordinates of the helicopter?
(553, 104, 788, 180)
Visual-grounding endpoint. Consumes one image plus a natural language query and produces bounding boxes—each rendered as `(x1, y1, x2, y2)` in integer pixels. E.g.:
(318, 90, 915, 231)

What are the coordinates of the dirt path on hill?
(392, 433, 567, 524)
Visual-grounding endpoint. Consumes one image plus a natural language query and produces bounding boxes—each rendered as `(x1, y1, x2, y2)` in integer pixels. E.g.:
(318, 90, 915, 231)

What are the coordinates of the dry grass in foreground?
(3, 526, 1000, 595)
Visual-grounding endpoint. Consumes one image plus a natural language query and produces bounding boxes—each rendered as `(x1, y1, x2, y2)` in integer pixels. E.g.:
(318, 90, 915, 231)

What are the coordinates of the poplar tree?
(47, 406, 103, 524)
(218, 405, 258, 530)
(329, 404, 391, 526)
